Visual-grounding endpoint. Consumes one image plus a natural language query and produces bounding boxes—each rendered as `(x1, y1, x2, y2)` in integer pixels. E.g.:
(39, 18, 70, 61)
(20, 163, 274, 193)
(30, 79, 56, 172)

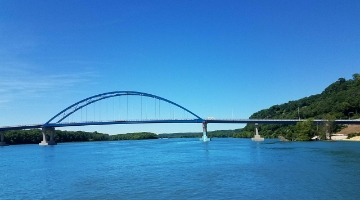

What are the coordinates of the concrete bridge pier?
(39, 127, 57, 146)
(0, 131, 9, 146)
(200, 122, 211, 142)
(251, 123, 264, 142)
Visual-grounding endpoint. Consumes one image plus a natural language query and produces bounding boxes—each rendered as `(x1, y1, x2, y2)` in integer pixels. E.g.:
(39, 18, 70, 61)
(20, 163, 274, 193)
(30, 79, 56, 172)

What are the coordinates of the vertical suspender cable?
(113, 96, 114, 121)
(119, 95, 121, 120)
(127, 95, 128, 120)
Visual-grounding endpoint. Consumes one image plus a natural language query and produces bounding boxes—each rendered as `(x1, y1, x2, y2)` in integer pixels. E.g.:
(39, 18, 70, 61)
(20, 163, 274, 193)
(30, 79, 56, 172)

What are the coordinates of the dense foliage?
(3, 130, 157, 145)
(110, 132, 158, 140)
(238, 74, 360, 140)
(347, 132, 360, 139)
(3, 129, 110, 144)
(4, 129, 44, 144)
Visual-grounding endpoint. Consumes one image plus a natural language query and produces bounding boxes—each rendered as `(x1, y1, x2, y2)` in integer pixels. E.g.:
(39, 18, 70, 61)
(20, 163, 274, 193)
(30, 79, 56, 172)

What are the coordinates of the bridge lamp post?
(348, 112, 354, 120)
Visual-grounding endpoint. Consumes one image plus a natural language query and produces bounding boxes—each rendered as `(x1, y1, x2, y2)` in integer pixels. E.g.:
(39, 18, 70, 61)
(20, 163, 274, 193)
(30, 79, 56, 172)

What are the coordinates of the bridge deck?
(205, 119, 360, 125)
(0, 124, 43, 131)
(1, 119, 360, 131)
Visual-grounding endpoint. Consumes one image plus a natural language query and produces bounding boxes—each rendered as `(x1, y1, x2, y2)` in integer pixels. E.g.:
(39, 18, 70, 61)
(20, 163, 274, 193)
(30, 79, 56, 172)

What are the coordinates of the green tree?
(294, 118, 316, 141)
(321, 114, 336, 140)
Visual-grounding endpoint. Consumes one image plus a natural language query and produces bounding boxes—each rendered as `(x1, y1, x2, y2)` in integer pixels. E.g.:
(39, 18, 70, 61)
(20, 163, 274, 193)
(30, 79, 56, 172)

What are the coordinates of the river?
(1, 138, 359, 199)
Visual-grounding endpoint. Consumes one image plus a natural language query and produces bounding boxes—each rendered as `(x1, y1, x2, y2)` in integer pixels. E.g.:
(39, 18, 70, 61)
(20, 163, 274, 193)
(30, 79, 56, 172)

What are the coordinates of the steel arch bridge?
(44, 91, 204, 127)
(0, 91, 210, 146)
(2, 90, 360, 146)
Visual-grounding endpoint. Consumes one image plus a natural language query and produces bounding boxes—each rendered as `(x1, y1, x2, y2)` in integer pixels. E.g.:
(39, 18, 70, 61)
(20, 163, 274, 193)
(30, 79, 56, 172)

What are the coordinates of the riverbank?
(331, 125, 360, 141)
(337, 125, 360, 135)
(342, 136, 360, 141)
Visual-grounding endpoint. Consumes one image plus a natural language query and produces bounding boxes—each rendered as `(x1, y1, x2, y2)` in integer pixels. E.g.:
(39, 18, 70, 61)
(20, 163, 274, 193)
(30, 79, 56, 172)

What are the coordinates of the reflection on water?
(0, 138, 360, 199)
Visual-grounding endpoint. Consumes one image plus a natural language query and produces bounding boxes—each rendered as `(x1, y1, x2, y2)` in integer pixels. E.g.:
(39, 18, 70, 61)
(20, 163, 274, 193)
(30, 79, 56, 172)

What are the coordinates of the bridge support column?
(39, 127, 57, 146)
(0, 131, 9, 146)
(200, 122, 211, 142)
(251, 123, 264, 142)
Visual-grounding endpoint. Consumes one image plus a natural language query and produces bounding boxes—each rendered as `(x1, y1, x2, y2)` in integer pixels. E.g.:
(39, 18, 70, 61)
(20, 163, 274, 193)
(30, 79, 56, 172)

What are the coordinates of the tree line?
(2, 129, 158, 145)
(110, 132, 158, 140)
(159, 129, 239, 138)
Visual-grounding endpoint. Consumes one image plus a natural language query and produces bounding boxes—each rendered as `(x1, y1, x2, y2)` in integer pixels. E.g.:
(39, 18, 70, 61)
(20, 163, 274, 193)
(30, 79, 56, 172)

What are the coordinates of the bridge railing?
(205, 118, 304, 121)
(52, 118, 200, 124)
(0, 124, 43, 131)
(0, 124, 43, 128)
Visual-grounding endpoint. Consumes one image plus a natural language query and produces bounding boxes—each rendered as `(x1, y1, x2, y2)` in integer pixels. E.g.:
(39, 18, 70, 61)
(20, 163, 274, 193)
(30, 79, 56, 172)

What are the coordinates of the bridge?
(1, 91, 360, 146)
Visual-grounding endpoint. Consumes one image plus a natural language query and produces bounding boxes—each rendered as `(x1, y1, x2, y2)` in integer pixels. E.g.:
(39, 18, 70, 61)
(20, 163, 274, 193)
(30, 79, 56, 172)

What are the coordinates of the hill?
(336, 125, 360, 135)
(236, 73, 360, 140)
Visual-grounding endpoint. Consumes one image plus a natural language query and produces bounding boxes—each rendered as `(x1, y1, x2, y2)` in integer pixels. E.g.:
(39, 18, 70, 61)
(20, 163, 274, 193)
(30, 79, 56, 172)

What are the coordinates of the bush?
(347, 132, 360, 139)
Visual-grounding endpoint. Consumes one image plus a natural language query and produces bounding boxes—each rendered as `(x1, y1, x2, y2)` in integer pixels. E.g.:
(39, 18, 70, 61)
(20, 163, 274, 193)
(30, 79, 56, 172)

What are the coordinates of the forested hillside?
(236, 73, 360, 140)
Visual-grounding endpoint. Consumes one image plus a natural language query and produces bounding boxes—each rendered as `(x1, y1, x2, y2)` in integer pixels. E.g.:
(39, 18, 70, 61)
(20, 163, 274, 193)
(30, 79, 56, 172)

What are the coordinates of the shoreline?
(342, 136, 360, 141)
(332, 135, 360, 141)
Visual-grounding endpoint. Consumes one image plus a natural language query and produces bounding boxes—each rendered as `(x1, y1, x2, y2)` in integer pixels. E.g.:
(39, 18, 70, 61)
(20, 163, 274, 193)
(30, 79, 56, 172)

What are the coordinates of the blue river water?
(1, 138, 360, 200)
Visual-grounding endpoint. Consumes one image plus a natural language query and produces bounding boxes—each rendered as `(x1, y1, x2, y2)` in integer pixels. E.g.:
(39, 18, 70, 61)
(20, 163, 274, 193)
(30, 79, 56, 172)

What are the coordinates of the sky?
(0, 0, 359, 135)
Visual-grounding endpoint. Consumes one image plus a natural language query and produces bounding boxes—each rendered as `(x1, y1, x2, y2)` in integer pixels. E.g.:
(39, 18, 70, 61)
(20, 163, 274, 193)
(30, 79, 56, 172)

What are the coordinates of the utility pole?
(348, 112, 354, 120)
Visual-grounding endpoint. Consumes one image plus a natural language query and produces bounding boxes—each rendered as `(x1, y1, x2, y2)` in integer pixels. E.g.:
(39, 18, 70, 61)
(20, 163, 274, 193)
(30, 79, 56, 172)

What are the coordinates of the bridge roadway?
(206, 119, 360, 125)
(1, 118, 360, 131)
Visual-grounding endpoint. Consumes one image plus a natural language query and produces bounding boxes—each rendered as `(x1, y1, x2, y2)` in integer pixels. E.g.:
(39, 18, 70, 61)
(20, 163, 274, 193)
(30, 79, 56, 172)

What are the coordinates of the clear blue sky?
(0, 0, 359, 134)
